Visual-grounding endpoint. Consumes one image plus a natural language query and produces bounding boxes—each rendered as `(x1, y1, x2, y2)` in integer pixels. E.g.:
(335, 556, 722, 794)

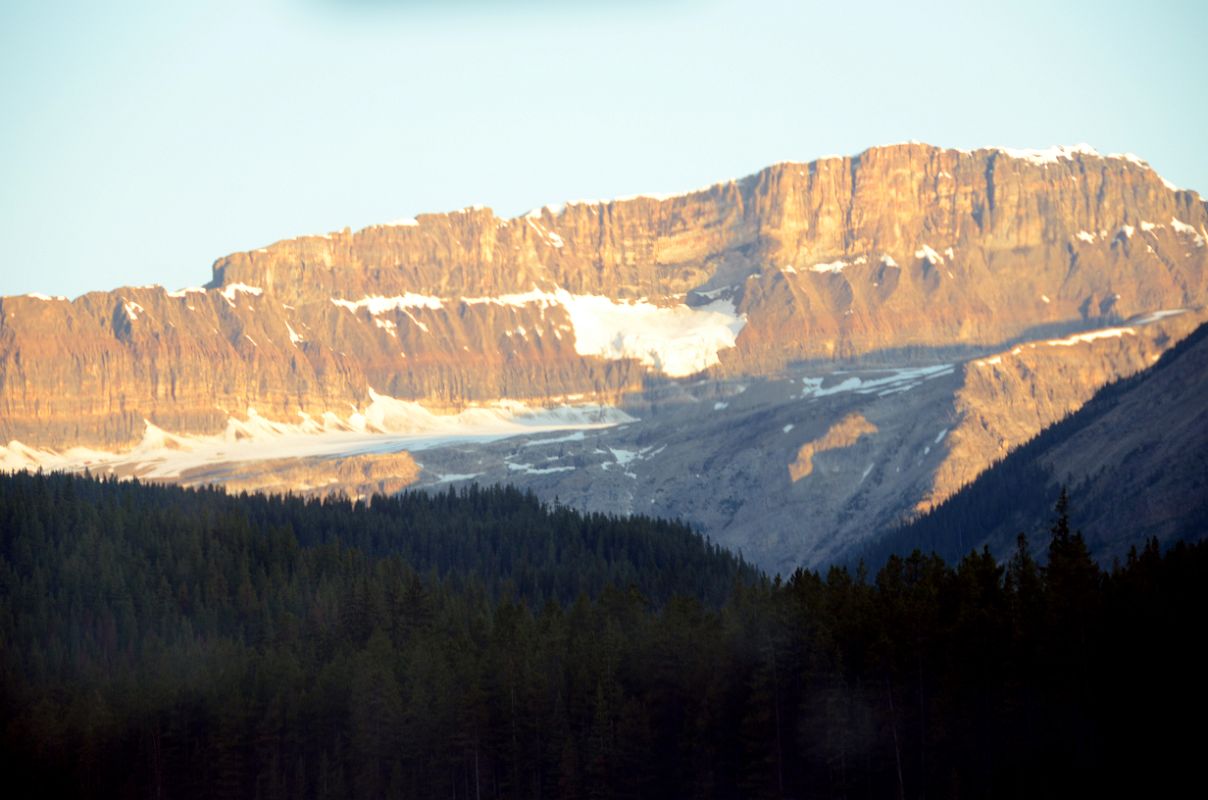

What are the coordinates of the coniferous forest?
(1, 471, 1206, 799)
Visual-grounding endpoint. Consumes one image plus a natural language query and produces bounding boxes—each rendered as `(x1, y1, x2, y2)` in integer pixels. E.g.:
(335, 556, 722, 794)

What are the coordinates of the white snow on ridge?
(167, 287, 206, 298)
(809, 256, 866, 274)
(122, 301, 145, 321)
(331, 293, 444, 314)
(1045, 327, 1135, 347)
(25, 292, 68, 301)
(810, 260, 848, 274)
(461, 289, 559, 307)
(220, 284, 263, 305)
(1129, 308, 1187, 325)
(995, 144, 1101, 165)
(990, 145, 1182, 189)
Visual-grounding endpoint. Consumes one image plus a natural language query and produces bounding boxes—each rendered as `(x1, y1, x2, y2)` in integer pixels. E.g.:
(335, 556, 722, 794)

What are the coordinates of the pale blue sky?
(2, 0, 1206, 298)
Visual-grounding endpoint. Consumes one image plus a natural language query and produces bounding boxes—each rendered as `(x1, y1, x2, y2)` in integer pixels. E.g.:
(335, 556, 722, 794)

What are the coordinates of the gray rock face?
(404, 309, 1202, 572)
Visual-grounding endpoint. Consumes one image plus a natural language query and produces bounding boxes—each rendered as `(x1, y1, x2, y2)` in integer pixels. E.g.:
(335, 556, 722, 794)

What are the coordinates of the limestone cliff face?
(2, 143, 1205, 450)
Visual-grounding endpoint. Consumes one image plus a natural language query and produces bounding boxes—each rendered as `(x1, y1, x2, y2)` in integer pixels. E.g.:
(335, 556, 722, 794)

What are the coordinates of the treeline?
(1, 473, 1205, 798)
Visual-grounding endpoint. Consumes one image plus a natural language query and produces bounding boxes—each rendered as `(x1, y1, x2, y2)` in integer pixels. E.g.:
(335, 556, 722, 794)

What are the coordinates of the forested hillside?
(1, 472, 1205, 798)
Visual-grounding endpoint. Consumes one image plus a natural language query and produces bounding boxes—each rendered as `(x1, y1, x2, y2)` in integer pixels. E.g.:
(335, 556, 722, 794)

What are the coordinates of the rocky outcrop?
(876, 320, 1208, 565)
(2, 143, 1206, 459)
(788, 412, 878, 481)
(925, 309, 1204, 510)
(171, 452, 421, 500)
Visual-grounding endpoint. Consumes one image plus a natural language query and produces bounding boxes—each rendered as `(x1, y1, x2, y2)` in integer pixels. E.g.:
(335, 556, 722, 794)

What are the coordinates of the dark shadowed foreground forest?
(1, 472, 1205, 799)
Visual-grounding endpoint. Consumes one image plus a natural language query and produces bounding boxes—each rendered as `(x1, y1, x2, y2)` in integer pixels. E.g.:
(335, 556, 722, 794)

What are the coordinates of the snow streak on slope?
(799, 365, 955, 399)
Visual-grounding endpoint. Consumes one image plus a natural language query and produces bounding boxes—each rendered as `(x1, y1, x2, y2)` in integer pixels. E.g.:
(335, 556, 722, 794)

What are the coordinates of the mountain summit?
(2, 142, 1205, 568)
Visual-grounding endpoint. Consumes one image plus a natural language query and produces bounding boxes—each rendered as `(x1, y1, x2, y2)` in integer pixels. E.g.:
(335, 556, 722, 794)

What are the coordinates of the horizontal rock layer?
(2, 143, 1206, 450)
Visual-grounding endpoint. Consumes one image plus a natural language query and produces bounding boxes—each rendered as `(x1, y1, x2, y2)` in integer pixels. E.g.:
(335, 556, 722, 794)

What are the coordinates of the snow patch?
(285, 321, 305, 345)
(800, 365, 953, 399)
(1076, 230, 1097, 243)
(1041, 294, 1051, 304)
(1045, 328, 1135, 347)
(608, 448, 638, 466)
(995, 144, 1100, 165)
(1170, 218, 1206, 247)
(167, 286, 205, 298)
(783, 424, 794, 433)
(507, 462, 575, 475)
(220, 284, 263, 305)
(914, 244, 944, 263)
(26, 292, 68, 301)
(809, 256, 866, 274)
(713, 401, 729, 411)
(561, 292, 746, 377)
(1130, 308, 1187, 325)
(332, 293, 444, 314)
(935, 428, 949, 445)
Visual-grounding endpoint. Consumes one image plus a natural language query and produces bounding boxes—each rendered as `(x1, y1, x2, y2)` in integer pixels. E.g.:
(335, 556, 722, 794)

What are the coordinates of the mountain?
(866, 320, 1208, 566)
(2, 142, 1206, 569)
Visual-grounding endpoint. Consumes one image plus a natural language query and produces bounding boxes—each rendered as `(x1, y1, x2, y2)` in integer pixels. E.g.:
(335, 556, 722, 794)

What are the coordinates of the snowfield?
(0, 390, 634, 479)
(330, 288, 747, 378)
